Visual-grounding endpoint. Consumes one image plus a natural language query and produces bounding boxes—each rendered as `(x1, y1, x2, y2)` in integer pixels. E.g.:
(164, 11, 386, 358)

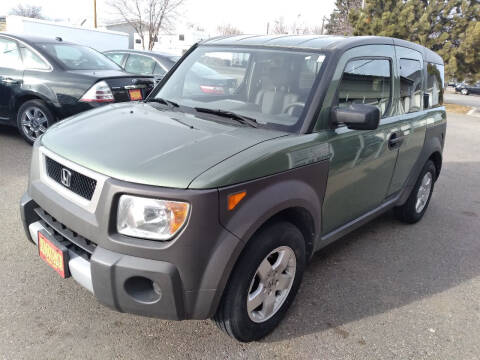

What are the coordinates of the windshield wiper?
(194, 107, 258, 128)
(148, 98, 179, 109)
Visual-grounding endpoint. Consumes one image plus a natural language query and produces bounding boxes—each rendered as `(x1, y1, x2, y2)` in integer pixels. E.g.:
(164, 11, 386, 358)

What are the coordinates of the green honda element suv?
(21, 35, 446, 342)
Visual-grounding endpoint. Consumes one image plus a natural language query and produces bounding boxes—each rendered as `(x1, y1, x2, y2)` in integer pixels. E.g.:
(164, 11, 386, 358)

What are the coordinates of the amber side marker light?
(228, 191, 247, 211)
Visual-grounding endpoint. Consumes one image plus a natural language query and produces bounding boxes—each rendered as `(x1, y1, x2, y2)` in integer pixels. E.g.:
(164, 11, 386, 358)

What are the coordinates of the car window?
(0, 38, 21, 68)
(154, 46, 326, 133)
(20, 46, 50, 70)
(153, 62, 166, 76)
(105, 52, 126, 67)
(337, 58, 392, 117)
(399, 58, 422, 113)
(425, 63, 444, 108)
(124, 54, 156, 75)
(39, 43, 120, 70)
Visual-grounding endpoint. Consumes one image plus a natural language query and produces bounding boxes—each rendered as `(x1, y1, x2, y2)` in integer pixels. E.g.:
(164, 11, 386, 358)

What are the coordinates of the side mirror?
(331, 104, 380, 130)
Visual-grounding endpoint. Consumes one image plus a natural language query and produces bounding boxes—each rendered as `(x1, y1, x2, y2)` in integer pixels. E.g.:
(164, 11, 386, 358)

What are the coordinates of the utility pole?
(93, 0, 97, 28)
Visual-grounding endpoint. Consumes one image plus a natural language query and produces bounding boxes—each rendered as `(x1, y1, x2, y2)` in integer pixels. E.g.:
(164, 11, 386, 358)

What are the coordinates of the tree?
(109, 0, 185, 50)
(9, 4, 44, 19)
(216, 24, 242, 36)
(350, 0, 480, 81)
(326, 0, 362, 35)
(272, 17, 289, 34)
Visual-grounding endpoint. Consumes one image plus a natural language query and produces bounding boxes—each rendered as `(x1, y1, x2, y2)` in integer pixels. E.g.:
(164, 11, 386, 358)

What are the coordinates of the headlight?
(117, 195, 190, 240)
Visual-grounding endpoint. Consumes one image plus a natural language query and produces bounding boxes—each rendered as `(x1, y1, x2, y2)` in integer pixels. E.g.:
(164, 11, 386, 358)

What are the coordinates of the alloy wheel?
(415, 171, 433, 213)
(20, 106, 48, 142)
(247, 246, 296, 323)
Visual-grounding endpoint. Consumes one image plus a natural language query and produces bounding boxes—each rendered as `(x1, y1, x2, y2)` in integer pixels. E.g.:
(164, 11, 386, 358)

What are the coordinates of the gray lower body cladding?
(21, 148, 330, 320)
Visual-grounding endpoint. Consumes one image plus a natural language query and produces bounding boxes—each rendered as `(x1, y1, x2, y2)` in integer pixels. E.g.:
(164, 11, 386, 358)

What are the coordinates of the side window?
(425, 63, 444, 108)
(106, 53, 125, 66)
(153, 62, 166, 76)
(0, 38, 21, 68)
(20, 46, 50, 70)
(337, 58, 392, 117)
(399, 58, 422, 113)
(124, 54, 156, 75)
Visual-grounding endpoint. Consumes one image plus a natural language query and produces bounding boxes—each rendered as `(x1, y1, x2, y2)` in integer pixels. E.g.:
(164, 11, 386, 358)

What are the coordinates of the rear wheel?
(394, 160, 436, 223)
(214, 221, 306, 342)
(17, 100, 54, 144)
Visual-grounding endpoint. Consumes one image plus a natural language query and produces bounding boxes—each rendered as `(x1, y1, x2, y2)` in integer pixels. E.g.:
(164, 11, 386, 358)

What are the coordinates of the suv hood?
(41, 102, 287, 188)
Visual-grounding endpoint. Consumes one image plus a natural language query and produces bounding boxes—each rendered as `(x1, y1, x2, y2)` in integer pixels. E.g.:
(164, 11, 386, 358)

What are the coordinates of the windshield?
(39, 43, 120, 71)
(152, 46, 326, 132)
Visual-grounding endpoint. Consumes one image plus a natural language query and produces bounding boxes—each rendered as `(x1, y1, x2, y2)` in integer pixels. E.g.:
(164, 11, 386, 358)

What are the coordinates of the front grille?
(34, 207, 96, 258)
(45, 157, 97, 200)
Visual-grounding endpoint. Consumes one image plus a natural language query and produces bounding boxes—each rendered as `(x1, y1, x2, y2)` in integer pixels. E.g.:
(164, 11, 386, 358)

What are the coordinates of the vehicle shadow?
(264, 160, 480, 342)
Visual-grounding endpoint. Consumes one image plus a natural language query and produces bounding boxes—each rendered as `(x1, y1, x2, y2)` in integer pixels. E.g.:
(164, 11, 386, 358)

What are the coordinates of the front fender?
(218, 160, 329, 245)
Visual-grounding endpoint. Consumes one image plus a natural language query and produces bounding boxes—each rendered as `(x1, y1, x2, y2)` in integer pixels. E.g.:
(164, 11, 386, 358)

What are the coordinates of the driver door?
(320, 45, 401, 235)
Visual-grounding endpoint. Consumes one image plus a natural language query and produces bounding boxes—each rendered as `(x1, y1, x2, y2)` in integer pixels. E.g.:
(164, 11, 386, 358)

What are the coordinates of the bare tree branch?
(216, 24, 242, 36)
(108, 0, 186, 50)
(9, 4, 44, 19)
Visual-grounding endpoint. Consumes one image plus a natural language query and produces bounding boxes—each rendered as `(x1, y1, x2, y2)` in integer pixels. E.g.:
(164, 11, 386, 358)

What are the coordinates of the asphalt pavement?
(444, 91, 480, 108)
(0, 112, 479, 359)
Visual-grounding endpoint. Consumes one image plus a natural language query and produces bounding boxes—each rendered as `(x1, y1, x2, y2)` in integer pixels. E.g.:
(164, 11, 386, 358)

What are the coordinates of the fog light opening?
(124, 276, 162, 304)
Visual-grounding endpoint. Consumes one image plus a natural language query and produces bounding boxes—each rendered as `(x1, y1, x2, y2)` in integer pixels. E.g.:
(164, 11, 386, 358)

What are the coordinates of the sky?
(0, 0, 336, 36)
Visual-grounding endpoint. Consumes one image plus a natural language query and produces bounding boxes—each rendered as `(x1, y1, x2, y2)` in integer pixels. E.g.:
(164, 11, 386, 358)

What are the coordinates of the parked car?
(0, 33, 154, 144)
(104, 49, 237, 95)
(21, 35, 446, 342)
(104, 49, 179, 83)
(455, 81, 480, 95)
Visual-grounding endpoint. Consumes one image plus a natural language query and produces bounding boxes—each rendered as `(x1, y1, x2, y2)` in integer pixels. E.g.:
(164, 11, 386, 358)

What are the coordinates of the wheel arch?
(13, 94, 59, 123)
(428, 150, 442, 180)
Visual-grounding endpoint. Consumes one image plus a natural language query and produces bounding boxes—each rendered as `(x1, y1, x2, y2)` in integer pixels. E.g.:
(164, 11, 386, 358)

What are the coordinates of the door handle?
(388, 131, 404, 149)
(1, 77, 21, 85)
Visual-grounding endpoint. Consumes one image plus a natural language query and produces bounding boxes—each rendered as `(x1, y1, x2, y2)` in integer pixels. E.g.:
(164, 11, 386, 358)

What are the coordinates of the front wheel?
(461, 88, 469, 95)
(214, 221, 306, 342)
(394, 160, 436, 223)
(16, 99, 55, 144)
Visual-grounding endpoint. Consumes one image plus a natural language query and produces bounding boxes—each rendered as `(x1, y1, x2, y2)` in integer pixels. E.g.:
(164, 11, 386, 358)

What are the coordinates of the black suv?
(0, 33, 154, 144)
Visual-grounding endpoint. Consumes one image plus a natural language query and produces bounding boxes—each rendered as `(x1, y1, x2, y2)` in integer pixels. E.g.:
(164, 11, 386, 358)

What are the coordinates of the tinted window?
(20, 46, 50, 70)
(337, 58, 392, 117)
(105, 52, 126, 66)
(39, 43, 119, 70)
(425, 63, 444, 108)
(124, 54, 156, 75)
(0, 38, 21, 68)
(399, 58, 422, 113)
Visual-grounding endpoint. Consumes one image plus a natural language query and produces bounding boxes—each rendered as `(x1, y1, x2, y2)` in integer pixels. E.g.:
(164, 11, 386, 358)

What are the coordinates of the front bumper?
(25, 215, 184, 319)
(21, 180, 242, 320)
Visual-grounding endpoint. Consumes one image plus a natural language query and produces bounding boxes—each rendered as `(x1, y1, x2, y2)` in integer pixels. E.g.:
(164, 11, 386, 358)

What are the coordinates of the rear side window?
(20, 46, 50, 70)
(124, 54, 156, 75)
(105, 52, 126, 66)
(337, 58, 392, 117)
(399, 58, 422, 113)
(425, 63, 444, 108)
(0, 38, 21, 68)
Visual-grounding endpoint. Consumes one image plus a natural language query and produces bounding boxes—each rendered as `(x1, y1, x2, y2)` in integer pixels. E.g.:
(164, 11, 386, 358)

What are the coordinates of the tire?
(394, 160, 436, 224)
(461, 88, 469, 95)
(214, 221, 306, 342)
(16, 99, 55, 145)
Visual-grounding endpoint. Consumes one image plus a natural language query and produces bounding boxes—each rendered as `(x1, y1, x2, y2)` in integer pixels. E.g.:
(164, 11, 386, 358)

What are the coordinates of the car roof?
(104, 49, 178, 59)
(0, 32, 77, 45)
(200, 35, 443, 65)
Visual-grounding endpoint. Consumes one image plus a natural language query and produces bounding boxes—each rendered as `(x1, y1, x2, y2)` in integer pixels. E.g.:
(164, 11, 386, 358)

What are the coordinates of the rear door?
(387, 46, 427, 193)
(0, 37, 23, 121)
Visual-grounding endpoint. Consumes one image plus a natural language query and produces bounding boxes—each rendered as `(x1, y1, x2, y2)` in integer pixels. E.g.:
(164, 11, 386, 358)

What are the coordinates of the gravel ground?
(0, 111, 479, 360)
